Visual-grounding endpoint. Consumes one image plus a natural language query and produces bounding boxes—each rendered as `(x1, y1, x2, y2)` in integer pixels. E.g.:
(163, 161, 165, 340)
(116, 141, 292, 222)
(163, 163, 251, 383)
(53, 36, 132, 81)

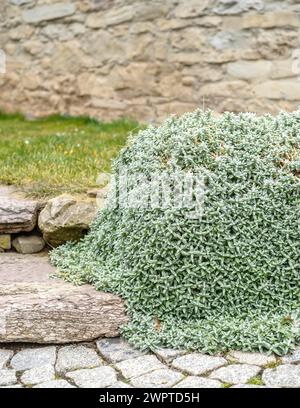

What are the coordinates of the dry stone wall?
(1, 0, 300, 122)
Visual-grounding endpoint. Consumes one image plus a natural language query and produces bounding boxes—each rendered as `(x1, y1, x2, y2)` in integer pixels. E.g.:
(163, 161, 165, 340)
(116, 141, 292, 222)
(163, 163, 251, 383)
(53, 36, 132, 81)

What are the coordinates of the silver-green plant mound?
(51, 110, 300, 355)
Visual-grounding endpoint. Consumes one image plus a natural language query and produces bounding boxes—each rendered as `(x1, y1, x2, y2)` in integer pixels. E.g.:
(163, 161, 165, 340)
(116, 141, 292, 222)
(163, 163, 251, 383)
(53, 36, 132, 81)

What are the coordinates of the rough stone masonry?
(1, 0, 300, 122)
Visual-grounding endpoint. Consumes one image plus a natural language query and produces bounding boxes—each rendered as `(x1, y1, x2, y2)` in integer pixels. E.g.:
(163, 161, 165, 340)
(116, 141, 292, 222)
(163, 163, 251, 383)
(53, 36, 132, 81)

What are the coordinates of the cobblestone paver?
(209, 364, 261, 384)
(0, 339, 298, 388)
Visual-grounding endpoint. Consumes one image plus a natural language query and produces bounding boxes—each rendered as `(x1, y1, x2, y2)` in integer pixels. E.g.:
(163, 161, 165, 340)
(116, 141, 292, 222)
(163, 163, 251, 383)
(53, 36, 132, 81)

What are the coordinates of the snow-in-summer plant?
(51, 109, 300, 355)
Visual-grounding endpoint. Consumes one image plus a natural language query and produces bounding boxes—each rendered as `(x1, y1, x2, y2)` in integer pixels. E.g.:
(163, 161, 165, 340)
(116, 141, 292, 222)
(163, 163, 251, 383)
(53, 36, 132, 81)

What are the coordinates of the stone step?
(0, 252, 128, 343)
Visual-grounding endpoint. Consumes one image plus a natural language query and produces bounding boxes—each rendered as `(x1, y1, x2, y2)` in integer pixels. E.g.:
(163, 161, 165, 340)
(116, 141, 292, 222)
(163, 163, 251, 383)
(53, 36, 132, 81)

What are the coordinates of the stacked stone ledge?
(0, 185, 102, 254)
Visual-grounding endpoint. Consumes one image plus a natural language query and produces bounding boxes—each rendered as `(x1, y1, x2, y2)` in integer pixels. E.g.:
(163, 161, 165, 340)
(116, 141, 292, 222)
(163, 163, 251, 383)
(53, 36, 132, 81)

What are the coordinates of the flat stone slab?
(96, 338, 145, 363)
(262, 364, 300, 387)
(10, 346, 56, 371)
(172, 353, 227, 376)
(66, 366, 117, 388)
(130, 368, 183, 388)
(21, 364, 55, 386)
(0, 253, 128, 343)
(116, 355, 164, 379)
(0, 186, 39, 234)
(0, 253, 54, 283)
(56, 345, 102, 373)
(210, 364, 261, 384)
(22, 3, 76, 24)
(0, 369, 17, 386)
(227, 351, 276, 366)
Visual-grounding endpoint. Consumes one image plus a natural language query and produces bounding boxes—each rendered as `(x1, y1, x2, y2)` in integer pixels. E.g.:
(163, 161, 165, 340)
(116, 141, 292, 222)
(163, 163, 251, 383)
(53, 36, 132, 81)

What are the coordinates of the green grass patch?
(0, 112, 140, 197)
(221, 383, 232, 388)
(247, 376, 264, 386)
(264, 360, 281, 369)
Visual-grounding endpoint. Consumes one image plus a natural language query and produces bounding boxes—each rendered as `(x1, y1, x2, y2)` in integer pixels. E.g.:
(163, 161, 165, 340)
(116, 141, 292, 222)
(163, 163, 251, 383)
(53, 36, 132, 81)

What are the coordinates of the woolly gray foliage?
(51, 110, 300, 355)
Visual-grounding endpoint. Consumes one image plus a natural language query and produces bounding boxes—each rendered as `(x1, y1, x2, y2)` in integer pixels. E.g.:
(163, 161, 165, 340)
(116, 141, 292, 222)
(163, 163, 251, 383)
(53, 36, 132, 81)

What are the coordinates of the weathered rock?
(254, 81, 300, 100)
(214, 0, 264, 15)
(0, 253, 128, 343)
(23, 40, 42, 56)
(22, 3, 76, 24)
(227, 351, 276, 366)
(38, 194, 98, 246)
(0, 349, 13, 369)
(116, 356, 164, 379)
(21, 364, 55, 385)
(130, 368, 183, 388)
(66, 366, 117, 388)
(0, 283, 127, 344)
(262, 364, 300, 387)
(172, 353, 227, 376)
(282, 348, 300, 364)
(86, 6, 133, 28)
(0, 186, 39, 234)
(154, 348, 186, 363)
(86, 2, 168, 28)
(11, 347, 56, 371)
(270, 60, 296, 80)
(0, 369, 17, 386)
(9, 25, 33, 41)
(10, 0, 32, 5)
(201, 80, 250, 98)
(242, 11, 299, 29)
(209, 30, 250, 50)
(210, 364, 261, 384)
(174, 376, 222, 388)
(42, 24, 73, 41)
(171, 27, 206, 51)
(12, 235, 45, 254)
(173, 0, 209, 18)
(0, 235, 11, 250)
(56, 345, 102, 373)
(227, 60, 272, 80)
(0, 253, 56, 283)
(96, 338, 145, 363)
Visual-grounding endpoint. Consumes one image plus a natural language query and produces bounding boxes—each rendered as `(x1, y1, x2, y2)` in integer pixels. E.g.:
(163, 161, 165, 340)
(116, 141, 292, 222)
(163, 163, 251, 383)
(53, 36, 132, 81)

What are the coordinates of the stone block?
(243, 12, 299, 29)
(254, 80, 300, 100)
(12, 236, 45, 254)
(227, 60, 272, 79)
(0, 235, 11, 250)
(22, 3, 76, 24)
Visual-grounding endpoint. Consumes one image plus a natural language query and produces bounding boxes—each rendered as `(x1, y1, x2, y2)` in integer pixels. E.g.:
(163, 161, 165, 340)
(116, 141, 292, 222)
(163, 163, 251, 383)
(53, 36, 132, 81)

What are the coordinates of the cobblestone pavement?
(1, 338, 300, 388)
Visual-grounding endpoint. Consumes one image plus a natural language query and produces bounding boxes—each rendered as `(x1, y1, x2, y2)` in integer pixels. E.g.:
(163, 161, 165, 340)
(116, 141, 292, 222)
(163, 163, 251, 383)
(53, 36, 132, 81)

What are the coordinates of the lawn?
(0, 112, 140, 197)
